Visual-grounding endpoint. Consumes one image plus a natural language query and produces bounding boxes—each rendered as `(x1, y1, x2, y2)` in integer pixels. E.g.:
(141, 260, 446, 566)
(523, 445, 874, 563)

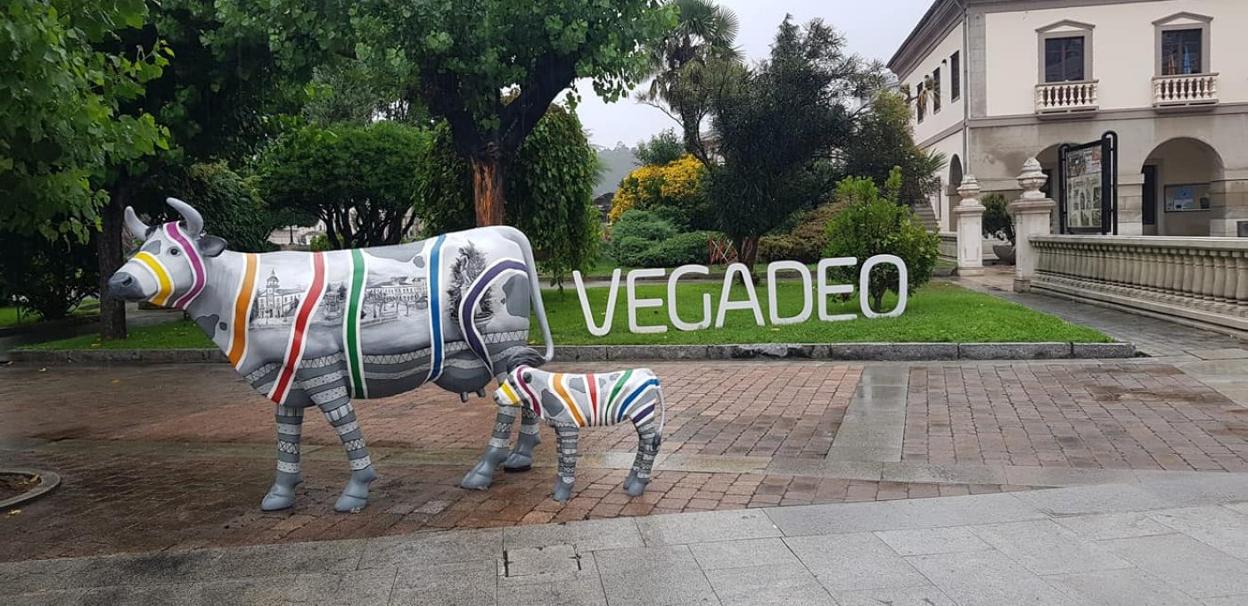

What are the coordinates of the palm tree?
(640, 0, 742, 164)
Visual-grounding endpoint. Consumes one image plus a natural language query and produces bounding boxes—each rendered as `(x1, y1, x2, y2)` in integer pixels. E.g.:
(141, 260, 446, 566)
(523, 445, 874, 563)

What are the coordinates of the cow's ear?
(198, 235, 228, 257)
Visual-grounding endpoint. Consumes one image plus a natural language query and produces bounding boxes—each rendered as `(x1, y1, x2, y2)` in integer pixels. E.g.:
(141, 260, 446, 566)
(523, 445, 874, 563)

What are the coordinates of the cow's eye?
(169, 247, 181, 256)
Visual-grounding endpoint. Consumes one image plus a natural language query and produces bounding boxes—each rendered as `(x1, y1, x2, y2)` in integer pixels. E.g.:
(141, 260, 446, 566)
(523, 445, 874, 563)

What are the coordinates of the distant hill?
(593, 143, 639, 197)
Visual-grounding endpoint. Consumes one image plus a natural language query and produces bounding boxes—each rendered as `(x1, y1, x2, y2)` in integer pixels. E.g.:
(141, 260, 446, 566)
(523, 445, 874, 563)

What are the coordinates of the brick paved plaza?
(4, 353, 1248, 565)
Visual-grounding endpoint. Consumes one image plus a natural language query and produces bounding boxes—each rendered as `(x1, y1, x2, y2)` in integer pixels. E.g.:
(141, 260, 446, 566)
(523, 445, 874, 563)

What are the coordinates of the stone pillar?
(1209, 178, 1248, 237)
(954, 175, 986, 276)
(1116, 172, 1144, 236)
(1010, 158, 1056, 293)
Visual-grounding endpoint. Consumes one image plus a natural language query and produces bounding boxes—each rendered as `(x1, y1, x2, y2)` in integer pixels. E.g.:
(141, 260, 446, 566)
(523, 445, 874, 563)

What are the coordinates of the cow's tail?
(496, 226, 554, 363)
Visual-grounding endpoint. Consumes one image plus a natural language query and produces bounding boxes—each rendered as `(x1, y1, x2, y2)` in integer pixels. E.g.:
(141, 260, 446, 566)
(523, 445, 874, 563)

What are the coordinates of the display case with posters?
(1058, 132, 1118, 235)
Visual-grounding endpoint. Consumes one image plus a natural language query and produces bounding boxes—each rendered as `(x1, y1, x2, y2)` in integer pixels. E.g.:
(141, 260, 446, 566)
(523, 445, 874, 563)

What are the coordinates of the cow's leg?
(503, 408, 541, 472)
(261, 404, 306, 511)
(314, 388, 376, 513)
(624, 420, 661, 497)
(552, 424, 579, 503)
(460, 406, 517, 490)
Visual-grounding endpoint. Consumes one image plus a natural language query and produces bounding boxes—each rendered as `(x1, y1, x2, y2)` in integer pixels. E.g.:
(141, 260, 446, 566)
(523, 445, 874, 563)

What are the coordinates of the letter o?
(859, 254, 908, 318)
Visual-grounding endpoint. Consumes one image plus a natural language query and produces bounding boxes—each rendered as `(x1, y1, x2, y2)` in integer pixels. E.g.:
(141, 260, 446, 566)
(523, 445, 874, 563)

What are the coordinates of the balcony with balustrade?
(1035, 80, 1098, 116)
(1153, 73, 1219, 109)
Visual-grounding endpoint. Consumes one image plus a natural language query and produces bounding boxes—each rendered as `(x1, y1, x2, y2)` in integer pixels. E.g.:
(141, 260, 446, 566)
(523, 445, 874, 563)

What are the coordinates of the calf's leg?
(262, 404, 306, 511)
(503, 408, 541, 472)
(624, 420, 660, 497)
(313, 386, 376, 512)
(553, 424, 580, 502)
(461, 406, 518, 490)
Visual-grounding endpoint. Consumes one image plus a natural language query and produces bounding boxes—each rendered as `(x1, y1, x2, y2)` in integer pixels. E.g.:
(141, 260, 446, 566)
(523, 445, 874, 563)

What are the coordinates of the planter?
(993, 243, 1016, 265)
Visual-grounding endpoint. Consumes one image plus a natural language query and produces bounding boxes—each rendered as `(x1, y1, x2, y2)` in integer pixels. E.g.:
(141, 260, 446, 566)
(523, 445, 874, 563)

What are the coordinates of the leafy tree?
(230, 0, 676, 226)
(708, 16, 880, 268)
(842, 91, 946, 207)
(259, 122, 429, 249)
(635, 130, 686, 166)
(0, 0, 168, 240)
(640, 0, 741, 164)
(133, 162, 276, 253)
(824, 170, 939, 310)
(419, 106, 602, 287)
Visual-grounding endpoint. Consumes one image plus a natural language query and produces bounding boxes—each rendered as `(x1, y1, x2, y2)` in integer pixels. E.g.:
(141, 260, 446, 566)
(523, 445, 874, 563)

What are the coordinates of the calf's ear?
(198, 235, 229, 257)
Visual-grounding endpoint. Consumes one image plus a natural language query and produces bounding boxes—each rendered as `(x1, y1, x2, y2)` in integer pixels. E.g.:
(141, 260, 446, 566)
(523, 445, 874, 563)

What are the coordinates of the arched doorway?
(1141, 138, 1225, 236)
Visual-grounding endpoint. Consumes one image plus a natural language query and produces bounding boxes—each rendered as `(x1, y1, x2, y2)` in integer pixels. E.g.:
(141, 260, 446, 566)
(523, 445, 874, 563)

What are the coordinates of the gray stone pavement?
(4, 473, 1248, 605)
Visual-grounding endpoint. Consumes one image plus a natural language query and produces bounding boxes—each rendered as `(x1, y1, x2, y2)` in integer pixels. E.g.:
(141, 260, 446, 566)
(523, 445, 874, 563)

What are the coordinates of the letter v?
(573, 269, 620, 337)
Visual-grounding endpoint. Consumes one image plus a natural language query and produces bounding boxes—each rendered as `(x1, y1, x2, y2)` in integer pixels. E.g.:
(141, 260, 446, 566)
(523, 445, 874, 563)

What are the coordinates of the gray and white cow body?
(108, 199, 554, 512)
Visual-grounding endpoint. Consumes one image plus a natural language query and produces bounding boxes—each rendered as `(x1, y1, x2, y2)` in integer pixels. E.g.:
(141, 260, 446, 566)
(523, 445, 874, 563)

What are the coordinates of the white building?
(890, 0, 1248, 237)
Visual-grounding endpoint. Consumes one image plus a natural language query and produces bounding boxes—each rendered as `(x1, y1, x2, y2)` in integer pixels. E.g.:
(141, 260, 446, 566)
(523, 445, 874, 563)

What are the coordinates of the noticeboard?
(1058, 132, 1118, 235)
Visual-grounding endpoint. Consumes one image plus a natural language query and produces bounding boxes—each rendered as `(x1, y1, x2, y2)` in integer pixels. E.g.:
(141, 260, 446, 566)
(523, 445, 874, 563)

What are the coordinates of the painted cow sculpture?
(108, 198, 555, 512)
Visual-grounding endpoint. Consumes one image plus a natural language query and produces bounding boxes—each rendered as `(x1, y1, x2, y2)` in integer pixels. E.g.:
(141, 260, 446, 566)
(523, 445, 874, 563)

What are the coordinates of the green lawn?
(0, 299, 99, 328)
(25, 318, 212, 350)
(23, 281, 1108, 351)
(537, 281, 1110, 345)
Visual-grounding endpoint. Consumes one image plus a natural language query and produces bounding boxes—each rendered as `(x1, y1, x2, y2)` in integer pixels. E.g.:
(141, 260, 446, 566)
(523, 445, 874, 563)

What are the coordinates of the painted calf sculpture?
(465, 365, 665, 502)
(108, 198, 555, 512)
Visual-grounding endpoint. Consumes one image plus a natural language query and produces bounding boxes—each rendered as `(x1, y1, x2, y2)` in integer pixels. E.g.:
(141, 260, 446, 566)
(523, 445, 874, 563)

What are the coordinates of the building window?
(1044, 37, 1085, 82)
(932, 68, 941, 113)
(1036, 20, 1095, 84)
(916, 82, 925, 123)
(1154, 13, 1212, 77)
(950, 52, 960, 101)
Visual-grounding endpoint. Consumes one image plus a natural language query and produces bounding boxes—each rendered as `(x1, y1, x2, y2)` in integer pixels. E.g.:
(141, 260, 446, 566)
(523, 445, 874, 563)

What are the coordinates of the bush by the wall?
(824, 170, 939, 310)
(982, 193, 1014, 244)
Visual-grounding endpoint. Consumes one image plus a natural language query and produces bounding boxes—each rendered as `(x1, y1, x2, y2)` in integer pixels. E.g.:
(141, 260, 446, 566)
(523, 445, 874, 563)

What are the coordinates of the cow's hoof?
(261, 487, 297, 511)
(460, 466, 494, 491)
(502, 452, 533, 472)
(334, 468, 375, 513)
(624, 478, 649, 497)
(552, 478, 574, 503)
(261, 475, 301, 511)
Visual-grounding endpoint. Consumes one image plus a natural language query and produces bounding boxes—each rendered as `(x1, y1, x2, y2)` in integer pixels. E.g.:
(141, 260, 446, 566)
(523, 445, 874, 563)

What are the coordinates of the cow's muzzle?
(107, 271, 146, 301)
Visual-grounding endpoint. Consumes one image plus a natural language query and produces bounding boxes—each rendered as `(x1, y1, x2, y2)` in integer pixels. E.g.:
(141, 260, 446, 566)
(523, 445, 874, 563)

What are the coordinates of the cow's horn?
(124, 206, 150, 240)
(167, 197, 203, 236)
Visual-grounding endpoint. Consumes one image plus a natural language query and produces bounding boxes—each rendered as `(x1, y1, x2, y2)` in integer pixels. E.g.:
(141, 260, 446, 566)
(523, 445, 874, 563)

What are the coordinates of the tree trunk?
(735, 235, 760, 271)
(679, 105, 708, 165)
(470, 154, 506, 226)
(97, 193, 127, 340)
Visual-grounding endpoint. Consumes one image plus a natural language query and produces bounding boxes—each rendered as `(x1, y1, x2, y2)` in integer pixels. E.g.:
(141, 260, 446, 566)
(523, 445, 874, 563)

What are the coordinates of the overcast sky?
(574, 0, 934, 148)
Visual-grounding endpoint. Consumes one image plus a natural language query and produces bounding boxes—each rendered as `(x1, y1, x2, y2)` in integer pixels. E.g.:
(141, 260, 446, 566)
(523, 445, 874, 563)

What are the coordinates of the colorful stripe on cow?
(226, 253, 258, 369)
(343, 248, 369, 398)
(132, 251, 173, 307)
(425, 235, 447, 383)
(267, 252, 328, 405)
(456, 257, 526, 375)
(508, 366, 661, 428)
(166, 223, 207, 308)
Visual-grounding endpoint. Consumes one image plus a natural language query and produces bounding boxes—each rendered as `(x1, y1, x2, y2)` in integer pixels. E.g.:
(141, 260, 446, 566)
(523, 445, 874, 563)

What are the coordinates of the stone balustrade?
(1035, 80, 1098, 114)
(1153, 73, 1218, 107)
(1031, 234, 1248, 332)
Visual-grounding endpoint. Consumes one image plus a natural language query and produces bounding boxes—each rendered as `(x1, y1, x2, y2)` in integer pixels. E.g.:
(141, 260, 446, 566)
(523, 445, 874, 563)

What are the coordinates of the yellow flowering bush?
(609, 154, 710, 228)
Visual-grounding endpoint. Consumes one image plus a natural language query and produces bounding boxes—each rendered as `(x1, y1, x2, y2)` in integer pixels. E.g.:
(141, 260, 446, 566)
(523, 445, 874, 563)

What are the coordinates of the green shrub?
(982, 193, 1014, 244)
(759, 201, 846, 263)
(607, 210, 678, 266)
(637, 231, 712, 267)
(0, 230, 97, 320)
(823, 170, 939, 310)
